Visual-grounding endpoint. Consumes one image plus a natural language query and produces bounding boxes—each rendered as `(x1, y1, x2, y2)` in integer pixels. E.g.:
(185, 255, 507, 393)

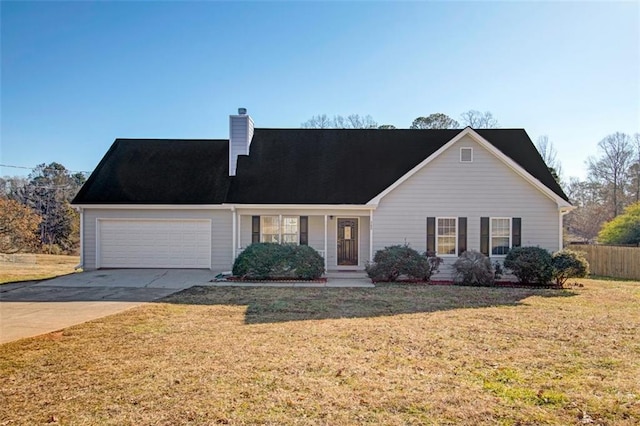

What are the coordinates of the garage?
(97, 219, 211, 269)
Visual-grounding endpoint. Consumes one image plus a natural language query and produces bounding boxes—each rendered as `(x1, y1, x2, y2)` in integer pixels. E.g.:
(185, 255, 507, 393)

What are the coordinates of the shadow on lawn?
(161, 283, 577, 324)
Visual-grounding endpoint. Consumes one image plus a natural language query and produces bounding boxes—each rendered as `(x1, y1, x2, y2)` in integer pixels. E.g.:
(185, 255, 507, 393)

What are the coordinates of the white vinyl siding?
(373, 135, 561, 278)
(82, 209, 232, 271)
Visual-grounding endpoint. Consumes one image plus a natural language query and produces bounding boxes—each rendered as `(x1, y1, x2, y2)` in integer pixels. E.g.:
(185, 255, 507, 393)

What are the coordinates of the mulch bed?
(217, 277, 328, 283)
(372, 279, 565, 289)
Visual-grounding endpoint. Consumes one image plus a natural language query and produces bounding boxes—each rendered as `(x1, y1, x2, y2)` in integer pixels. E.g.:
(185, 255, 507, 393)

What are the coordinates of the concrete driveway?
(0, 269, 216, 344)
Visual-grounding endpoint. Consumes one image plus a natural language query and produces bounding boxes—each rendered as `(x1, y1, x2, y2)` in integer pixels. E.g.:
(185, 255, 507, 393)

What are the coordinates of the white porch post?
(231, 207, 237, 264)
(324, 214, 328, 272)
(369, 209, 373, 262)
(237, 213, 242, 252)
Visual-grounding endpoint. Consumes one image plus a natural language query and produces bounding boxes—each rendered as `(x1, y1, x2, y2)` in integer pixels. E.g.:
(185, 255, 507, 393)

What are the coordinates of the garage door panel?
(99, 219, 211, 268)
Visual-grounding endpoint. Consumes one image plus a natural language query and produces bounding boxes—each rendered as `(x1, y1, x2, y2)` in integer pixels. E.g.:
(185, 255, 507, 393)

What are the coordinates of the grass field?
(0, 254, 79, 284)
(1, 279, 638, 425)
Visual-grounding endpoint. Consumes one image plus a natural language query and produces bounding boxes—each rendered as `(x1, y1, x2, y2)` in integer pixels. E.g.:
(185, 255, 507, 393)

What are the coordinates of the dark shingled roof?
(226, 128, 569, 204)
(72, 139, 230, 204)
(73, 129, 569, 205)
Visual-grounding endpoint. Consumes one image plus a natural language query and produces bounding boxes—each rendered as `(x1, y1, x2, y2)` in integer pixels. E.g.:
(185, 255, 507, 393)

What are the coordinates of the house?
(71, 108, 572, 277)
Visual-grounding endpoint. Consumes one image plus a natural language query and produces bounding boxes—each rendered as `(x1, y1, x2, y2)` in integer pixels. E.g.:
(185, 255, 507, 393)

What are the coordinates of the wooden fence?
(570, 245, 640, 280)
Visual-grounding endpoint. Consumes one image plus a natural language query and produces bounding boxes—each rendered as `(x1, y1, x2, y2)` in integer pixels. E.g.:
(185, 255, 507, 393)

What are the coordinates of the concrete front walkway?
(0, 270, 374, 344)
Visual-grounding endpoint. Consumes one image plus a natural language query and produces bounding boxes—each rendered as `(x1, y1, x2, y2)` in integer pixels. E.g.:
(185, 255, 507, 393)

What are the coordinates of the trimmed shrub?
(232, 243, 324, 280)
(292, 245, 326, 279)
(552, 249, 589, 287)
(504, 246, 553, 285)
(365, 245, 442, 282)
(452, 250, 495, 286)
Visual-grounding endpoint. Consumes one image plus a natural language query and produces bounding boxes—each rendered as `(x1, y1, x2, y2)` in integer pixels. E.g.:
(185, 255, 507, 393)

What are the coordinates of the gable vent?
(460, 147, 473, 163)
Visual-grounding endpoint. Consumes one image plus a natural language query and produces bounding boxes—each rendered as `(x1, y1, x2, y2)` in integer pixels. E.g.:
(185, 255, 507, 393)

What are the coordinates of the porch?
(231, 208, 374, 272)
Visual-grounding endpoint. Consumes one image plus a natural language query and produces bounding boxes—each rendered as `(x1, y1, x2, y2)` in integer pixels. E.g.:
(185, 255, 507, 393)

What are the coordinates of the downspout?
(74, 207, 84, 270)
(559, 206, 573, 250)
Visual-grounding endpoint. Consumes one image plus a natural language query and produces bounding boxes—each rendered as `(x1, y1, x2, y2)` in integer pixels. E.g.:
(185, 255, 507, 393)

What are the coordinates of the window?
(437, 217, 457, 255)
(460, 147, 473, 162)
(260, 216, 299, 244)
(261, 216, 280, 243)
(281, 217, 299, 244)
(491, 218, 511, 255)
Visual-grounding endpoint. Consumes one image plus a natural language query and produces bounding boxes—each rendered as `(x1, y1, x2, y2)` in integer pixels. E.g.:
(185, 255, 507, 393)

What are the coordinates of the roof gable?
(368, 128, 571, 207)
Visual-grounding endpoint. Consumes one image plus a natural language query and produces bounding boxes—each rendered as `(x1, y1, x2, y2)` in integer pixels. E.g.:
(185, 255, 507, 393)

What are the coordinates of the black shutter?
(480, 217, 489, 256)
(300, 216, 308, 245)
(251, 216, 260, 244)
(426, 217, 435, 254)
(512, 218, 521, 248)
(458, 217, 467, 255)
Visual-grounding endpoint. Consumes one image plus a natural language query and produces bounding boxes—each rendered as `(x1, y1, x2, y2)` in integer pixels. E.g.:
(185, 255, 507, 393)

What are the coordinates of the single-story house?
(72, 108, 572, 277)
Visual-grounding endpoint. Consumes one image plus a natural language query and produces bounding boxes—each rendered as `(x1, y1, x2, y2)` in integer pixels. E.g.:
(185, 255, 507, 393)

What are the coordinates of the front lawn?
(1, 279, 638, 424)
(0, 254, 80, 284)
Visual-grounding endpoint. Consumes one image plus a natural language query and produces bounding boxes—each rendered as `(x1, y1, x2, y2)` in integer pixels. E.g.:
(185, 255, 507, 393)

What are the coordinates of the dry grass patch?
(1, 279, 639, 425)
(0, 254, 79, 284)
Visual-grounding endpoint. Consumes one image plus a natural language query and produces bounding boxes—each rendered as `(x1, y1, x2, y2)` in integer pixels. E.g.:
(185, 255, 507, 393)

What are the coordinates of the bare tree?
(410, 113, 459, 129)
(301, 114, 378, 129)
(563, 177, 610, 242)
(587, 132, 634, 218)
(301, 114, 332, 128)
(460, 110, 499, 128)
(536, 135, 563, 184)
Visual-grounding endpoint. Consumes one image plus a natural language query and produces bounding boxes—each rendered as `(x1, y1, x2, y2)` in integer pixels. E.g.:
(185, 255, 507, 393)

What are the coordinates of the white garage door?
(98, 219, 211, 268)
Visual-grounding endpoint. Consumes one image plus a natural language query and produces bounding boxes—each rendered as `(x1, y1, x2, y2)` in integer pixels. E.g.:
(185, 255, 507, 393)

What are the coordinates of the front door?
(337, 218, 358, 266)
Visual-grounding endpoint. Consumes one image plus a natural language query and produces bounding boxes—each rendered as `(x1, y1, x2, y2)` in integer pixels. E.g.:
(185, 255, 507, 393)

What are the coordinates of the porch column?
(237, 213, 242, 252)
(324, 214, 328, 272)
(231, 207, 237, 265)
(369, 209, 373, 262)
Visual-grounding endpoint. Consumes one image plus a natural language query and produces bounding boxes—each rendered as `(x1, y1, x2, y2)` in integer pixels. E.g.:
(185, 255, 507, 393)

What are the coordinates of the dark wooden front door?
(337, 218, 358, 266)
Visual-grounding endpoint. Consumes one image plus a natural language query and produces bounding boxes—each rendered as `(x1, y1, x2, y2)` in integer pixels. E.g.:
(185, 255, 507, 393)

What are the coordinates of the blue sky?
(1, 1, 638, 180)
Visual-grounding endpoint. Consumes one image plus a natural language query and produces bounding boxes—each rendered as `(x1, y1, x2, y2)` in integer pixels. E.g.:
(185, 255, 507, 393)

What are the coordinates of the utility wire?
(0, 163, 92, 175)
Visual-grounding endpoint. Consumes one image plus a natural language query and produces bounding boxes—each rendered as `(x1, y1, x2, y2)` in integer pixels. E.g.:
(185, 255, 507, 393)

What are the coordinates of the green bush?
(552, 249, 589, 287)
(452, 250, 495, 286)
(365, 245, 442, 282)
(504, 246, 553, 285)
(292, 245, 326, 279)
(232, 243, 324, 280)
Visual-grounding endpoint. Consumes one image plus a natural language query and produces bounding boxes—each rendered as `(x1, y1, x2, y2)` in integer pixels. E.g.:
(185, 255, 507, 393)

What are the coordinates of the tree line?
(301, 110, 499, 130)
(0, 163, 86, 254)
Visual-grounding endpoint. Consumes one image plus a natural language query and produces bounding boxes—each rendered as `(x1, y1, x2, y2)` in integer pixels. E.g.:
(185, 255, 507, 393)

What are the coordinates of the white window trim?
(460, 147, 473, 163)
(436, 217, 458, 257)
(489, 217, 512, 257)
(260, 215, 300, 244)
